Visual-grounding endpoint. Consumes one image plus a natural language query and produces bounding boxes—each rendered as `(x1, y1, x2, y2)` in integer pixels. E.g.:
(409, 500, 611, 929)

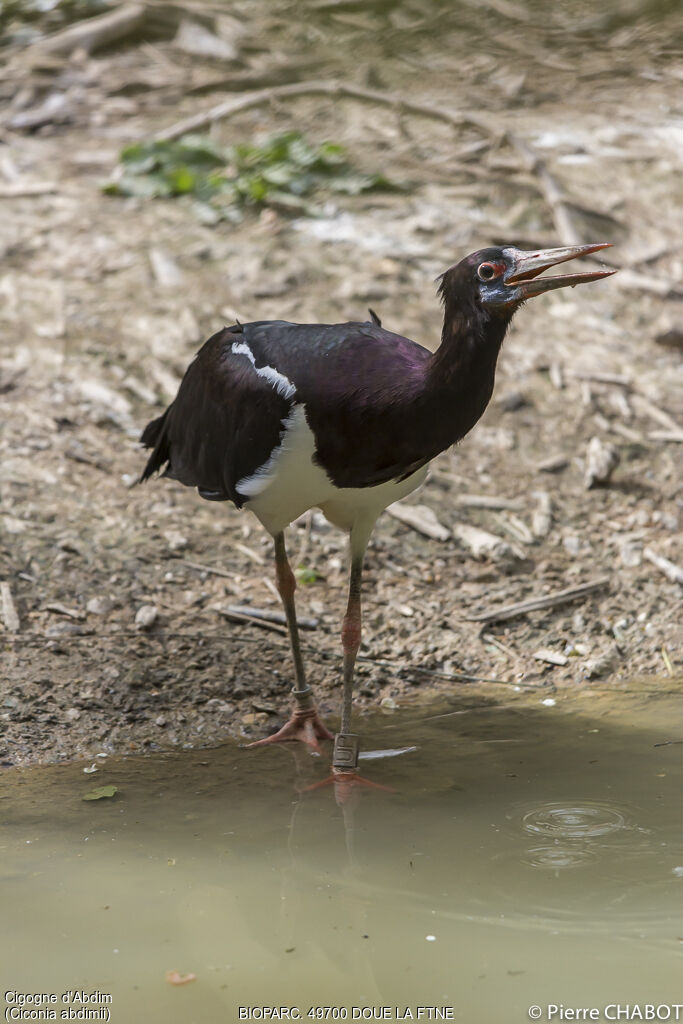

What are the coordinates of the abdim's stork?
(140, 243, 614, 778)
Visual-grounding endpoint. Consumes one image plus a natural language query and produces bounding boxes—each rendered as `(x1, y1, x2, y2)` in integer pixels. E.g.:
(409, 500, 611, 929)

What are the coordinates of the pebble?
(135, 604, 158, 631)
(164, 530, 188, 552)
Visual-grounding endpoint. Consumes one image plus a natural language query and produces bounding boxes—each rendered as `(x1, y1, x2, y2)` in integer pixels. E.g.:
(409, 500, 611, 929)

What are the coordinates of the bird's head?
(440, 242, 615, 319)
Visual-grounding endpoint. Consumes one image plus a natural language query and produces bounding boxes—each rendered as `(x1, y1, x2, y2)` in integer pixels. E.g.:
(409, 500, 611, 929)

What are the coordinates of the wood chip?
(643, 548, 683, 586)
(549, 362, 565, 390)
(149, 248, 183, 289)
(649, 430, 683, 444)
(536, 454, 569, 473)
(570, 370, 632, 388)
(387, 502, 450, 541)
(531, 491, 553, 538)
(1, 582, 20, 632)
(533, 648, 569, 667)
(584, 436, 620, 488)
(492, 512, 534, 545)
(466, 577, 609, 623)
(452, 523, 514, 560)
(454, 493, 522, 510)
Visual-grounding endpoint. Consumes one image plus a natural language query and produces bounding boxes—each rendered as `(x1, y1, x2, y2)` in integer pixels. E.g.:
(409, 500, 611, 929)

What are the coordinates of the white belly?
(238, 404, 428, 537)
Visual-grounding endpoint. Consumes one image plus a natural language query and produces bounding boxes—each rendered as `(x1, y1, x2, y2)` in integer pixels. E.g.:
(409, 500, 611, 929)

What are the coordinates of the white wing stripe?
(231, 341, 296, 400)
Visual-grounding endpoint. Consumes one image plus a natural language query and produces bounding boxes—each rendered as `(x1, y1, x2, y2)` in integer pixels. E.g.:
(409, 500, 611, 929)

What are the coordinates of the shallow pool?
(1, 692, 682, 1023)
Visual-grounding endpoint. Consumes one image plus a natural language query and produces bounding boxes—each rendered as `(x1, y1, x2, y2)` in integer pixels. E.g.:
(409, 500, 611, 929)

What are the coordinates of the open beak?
(505, 242, 616, 298)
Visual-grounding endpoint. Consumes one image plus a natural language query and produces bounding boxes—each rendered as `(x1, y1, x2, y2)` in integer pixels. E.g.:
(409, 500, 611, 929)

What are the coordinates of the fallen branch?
(466, 576, 610, 623)
(153, 79, 495, 143)
(28, 3, 146, 57)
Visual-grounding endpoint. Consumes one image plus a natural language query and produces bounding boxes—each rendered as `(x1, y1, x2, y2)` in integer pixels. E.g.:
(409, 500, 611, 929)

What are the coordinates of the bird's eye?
(477, 262, 497, 282)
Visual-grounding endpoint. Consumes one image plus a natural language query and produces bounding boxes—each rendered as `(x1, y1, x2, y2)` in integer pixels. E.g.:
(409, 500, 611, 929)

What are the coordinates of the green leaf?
(176, 134, 228, 165)
(166, 165, 197, 194)
(83, 784, 118, 801)
(296, 565, 321, 585)
(316, 141, 346, 166)
(261, 162, 297, 186)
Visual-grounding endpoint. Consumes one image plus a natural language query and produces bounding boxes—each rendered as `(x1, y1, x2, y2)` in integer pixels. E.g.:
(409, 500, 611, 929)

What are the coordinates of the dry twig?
(643, 548, 683, 586)
(466, 577, 610, 623)
(153, 79, 495, 143)
(28, 4, 146, 57)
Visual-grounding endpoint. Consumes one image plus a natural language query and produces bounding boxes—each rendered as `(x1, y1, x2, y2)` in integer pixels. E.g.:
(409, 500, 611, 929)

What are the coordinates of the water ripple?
(521, 801, 629, 840)
(522, 845, 598, 870)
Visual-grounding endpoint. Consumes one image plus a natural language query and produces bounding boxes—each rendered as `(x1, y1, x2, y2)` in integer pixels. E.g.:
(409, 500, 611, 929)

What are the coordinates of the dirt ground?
(1, 0, 681, 766)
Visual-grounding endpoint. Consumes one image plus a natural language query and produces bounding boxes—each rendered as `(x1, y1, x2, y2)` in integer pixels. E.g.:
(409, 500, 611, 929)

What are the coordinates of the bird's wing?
(243, 321, 434, 489)
(140, 327, 294, 507)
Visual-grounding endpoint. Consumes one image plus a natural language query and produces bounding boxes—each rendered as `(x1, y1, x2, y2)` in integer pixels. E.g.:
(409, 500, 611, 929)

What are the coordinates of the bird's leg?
(332, 551, 364, 773)
(246, 531, 333, 751)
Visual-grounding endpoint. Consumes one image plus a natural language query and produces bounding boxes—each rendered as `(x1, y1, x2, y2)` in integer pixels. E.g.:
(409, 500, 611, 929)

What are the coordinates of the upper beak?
(505, 242, 616, 298)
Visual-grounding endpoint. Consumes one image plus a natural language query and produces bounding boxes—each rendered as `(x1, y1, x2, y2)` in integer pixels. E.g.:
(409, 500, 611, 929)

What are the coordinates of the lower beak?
(505, 242, 616, 298)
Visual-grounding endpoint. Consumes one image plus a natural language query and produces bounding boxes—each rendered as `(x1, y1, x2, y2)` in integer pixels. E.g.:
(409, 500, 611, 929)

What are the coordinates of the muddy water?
(1, 694, 682, 1023)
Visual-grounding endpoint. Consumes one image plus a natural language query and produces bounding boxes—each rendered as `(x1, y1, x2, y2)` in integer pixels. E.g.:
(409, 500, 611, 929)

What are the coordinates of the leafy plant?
(104, 130, 401, 220)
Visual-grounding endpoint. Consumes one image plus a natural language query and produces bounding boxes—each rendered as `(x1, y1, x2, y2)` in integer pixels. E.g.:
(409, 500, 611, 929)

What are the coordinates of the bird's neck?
(425, 299, 510, 442)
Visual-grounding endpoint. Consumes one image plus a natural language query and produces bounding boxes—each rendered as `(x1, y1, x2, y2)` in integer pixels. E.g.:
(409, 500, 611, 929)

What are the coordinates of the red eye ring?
(478, 262, 497, 282)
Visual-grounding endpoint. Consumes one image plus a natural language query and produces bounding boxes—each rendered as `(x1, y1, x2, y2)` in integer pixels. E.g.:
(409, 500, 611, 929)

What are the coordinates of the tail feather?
(139, 406, 172, 482)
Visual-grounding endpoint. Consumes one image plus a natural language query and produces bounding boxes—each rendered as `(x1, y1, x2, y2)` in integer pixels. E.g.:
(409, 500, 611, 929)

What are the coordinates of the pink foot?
(244, 706, 334, 753)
